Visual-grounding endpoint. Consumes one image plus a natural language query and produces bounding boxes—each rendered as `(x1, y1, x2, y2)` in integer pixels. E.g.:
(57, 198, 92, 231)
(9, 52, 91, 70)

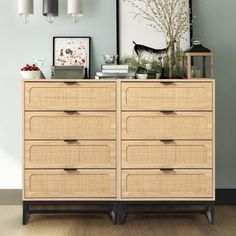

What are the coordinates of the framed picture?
(116, 0, 193, 77)
(53, 37, 91, 77)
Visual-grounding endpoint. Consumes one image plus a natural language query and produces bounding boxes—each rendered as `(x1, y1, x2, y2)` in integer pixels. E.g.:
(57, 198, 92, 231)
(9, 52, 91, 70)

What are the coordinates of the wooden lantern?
(182, 41, 214, 79)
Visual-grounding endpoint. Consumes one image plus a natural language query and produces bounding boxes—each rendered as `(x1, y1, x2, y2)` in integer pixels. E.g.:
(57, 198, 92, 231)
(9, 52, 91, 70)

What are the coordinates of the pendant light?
(43, 0, 58, 23)
(18, 0, 34, 24)
(68, 0, 83, 24)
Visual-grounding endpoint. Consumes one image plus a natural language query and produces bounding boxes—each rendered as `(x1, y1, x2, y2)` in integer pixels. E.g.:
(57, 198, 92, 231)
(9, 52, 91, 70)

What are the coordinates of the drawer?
(122, 170, 213, 198)
(122, 112, 212, 140)
(122, 82, 213, 111)
(25, 112, 116, 140)
(122, 141, 212, 169)
(25, 170, 116, 198)
(25, 141, 116, 169)
(25, 82, 116, 110)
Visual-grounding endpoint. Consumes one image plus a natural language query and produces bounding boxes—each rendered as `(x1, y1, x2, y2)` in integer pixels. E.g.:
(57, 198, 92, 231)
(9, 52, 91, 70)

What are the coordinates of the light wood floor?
(1, 205, 236, 236)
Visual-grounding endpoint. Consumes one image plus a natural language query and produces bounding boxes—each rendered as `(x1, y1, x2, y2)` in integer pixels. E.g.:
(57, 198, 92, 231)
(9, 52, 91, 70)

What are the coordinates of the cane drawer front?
(122, 141, 213, 169)
(122, 82, 213, 111)
(25, 82, 116, 110)
(25, 141, 116, 169)
(25, 170, 116, 198)
(122, 112, 212, 140)
(25, 112, 116, 140)
(122, 170, 213, 198)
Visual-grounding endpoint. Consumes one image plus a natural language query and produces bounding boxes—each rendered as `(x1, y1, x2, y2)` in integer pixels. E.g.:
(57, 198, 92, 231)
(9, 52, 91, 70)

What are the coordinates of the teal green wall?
(193, 0, 236, 188)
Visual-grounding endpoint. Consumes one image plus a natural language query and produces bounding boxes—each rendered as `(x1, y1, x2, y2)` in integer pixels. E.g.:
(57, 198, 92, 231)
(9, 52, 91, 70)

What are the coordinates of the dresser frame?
(22, 79, 215, 225)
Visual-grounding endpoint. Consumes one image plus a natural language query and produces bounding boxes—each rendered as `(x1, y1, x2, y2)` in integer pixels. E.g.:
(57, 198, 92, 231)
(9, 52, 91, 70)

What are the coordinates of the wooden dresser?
(23, 79, 215, 224)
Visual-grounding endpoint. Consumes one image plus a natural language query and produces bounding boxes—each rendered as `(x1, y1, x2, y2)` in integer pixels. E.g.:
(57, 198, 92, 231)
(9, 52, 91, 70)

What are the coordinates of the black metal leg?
(21, 201, 215, 226)
(23, 202, 30, 225)
(109, 202, 119, 225)
(205, 204, 215, 225)
(117, 202, 126, 225)
(108, 202, 127, 225)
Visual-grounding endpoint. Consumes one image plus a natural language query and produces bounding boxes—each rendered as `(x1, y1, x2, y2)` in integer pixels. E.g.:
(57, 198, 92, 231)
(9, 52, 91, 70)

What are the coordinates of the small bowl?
(20, 71, 40, 79)
(103, 54, 118, 64)
(136, 74, 148, 80)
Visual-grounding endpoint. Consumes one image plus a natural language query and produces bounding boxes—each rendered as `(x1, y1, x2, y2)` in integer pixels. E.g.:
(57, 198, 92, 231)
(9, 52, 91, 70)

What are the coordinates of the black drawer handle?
(63, 82, 78, 85)
(64, 168, 79, 172)
(64, 110, 78, 114)
(160, 139, 174, 143)
(160, 81, 175, 85)
(160, 110, 175, 114)
(64, 139, 78, 143)
(160, 168, 174, 172)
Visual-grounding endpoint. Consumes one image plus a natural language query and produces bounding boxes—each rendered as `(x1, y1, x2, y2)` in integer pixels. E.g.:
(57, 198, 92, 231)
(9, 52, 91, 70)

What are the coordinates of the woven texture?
(25, 141, 115, 168)
(122, 83, 212, 110)
(122, 141, 212, 168)
(123, 112, 212, 139)
(122, 170, 212, 198)
(25, 112, 116, 139)
(25, 170, 116, 198)
(25, 83, 116, 110)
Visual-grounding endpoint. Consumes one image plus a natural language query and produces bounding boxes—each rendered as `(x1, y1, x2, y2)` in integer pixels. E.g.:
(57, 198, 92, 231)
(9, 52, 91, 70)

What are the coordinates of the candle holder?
(182, 41, 214, 79)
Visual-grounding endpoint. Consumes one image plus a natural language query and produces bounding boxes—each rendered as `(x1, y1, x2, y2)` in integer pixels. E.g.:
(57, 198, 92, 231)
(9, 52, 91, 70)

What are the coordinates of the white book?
(101, 64, 129, 70)
(96, 72, 135, 77)
(102, 69, 129, 74)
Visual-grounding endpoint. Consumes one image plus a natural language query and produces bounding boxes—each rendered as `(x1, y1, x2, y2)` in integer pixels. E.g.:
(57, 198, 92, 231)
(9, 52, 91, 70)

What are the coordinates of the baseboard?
(1, 189, 236, 205)
(0, 189, 22, 205)
(216, 189, 236, 205)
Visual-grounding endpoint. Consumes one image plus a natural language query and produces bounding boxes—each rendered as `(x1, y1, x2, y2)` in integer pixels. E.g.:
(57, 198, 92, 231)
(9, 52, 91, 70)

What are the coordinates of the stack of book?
(95, 64, 135, 79)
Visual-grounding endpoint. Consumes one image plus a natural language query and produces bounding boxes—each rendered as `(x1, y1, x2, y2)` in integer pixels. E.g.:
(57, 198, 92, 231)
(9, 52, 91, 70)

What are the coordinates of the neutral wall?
(193, 0, 236, 188)
(0, 0, 116, 189)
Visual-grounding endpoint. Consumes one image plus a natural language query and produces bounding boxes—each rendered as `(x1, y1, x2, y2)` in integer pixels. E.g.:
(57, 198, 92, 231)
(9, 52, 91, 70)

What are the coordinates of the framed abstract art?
(53, 37, 91, 77)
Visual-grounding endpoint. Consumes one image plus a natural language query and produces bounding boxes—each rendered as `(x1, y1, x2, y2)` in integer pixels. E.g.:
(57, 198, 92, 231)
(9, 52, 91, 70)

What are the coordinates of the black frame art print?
(53, 37, 91, 77)
(116, 0, 193, 61)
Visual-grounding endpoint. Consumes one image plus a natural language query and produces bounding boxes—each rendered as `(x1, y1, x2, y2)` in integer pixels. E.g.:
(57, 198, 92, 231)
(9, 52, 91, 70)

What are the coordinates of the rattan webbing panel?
(25, 82, 116, 110)
(122, 141, 212, 168)
(122, 82, 212, 110)
(122, 170, 212, 198)
(25, 170, 116, 198)
(25, 141, 116, 168)
(122, 112, 212, 140)
(25, 112, 116, 139)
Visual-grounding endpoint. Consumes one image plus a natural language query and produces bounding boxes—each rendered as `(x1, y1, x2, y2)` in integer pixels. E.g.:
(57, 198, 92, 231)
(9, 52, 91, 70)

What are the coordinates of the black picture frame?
(116, 0, 193, 62)
(53, 36, 91, 78)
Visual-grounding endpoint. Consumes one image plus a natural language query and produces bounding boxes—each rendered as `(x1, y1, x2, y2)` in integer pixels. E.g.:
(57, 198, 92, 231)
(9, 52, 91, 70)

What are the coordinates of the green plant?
(120, 56, 162, 72)
(151, 60, 162, 72)
(120, 56, 139, 72)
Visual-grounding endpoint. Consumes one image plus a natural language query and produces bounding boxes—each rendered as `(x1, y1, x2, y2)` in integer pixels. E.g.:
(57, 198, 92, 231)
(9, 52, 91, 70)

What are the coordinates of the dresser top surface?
(23, 78, 215, 82)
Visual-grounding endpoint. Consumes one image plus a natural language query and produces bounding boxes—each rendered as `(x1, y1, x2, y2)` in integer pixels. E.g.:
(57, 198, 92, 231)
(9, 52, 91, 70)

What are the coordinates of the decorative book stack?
(95, 64, 135, 79)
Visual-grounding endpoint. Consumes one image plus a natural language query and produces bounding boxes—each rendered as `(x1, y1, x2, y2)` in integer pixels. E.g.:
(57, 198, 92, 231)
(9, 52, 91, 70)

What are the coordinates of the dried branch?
(124, 0, 190, 44)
